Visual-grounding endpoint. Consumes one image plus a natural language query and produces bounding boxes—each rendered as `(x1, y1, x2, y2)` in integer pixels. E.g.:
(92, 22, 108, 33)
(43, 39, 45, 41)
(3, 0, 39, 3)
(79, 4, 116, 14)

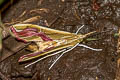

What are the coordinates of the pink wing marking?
(10, 26, 53, 42)
(10, 26, 27, 43)
(18, 47, 54, 62)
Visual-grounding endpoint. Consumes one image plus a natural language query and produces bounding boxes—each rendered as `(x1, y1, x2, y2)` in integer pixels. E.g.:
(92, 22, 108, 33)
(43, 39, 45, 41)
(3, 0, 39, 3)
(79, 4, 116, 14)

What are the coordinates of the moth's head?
(78, 31, 96, 39)
(77, 34, 86, 39)
(77, 31, 96, 41)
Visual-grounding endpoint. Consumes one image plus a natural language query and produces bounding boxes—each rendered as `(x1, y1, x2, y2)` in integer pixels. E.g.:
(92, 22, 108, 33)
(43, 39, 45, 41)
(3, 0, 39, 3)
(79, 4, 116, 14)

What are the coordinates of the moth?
(9, 24, 102, 68)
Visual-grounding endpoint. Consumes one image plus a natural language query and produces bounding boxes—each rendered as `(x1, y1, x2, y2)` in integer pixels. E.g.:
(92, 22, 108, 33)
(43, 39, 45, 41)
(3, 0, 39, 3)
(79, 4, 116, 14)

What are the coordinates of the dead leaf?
(22, 16, 41, 23)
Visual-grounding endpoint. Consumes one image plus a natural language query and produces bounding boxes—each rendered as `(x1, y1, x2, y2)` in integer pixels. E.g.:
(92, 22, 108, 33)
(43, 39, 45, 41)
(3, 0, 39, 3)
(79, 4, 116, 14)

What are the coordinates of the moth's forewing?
(10, 24, 76, 41)
(19, 44, 75, 62)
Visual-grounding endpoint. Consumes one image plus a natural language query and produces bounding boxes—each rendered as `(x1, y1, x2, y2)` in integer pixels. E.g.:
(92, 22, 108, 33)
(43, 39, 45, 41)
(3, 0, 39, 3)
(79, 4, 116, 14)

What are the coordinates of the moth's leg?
(48, 43, 102, 69)
(78, 44, 102, 51)
(49, 43, 79, 70)
(25, 49, 67, 68)
(75, 25, 84, 34)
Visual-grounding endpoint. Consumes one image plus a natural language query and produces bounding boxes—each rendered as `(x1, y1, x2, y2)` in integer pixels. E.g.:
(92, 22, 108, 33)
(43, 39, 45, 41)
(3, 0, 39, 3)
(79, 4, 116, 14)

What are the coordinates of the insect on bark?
(9, 24, 102, 69)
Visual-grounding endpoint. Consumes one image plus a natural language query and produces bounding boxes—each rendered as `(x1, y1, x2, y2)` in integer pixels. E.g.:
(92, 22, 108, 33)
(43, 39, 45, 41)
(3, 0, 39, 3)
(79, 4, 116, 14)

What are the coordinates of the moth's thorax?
(76, 34, 85, 42)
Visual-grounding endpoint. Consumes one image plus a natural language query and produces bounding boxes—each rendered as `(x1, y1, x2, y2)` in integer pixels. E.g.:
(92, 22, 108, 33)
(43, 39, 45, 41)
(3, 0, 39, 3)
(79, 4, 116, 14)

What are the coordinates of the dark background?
(0, 0, 119, 80)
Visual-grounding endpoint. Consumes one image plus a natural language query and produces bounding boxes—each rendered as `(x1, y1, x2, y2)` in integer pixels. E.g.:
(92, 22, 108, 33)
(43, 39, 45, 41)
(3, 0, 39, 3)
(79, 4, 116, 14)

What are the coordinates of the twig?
(48, 17, 61, 27)
(22, 16, 41, 23)
(18, 11, 27, 18)
(31, 72, 38, 80)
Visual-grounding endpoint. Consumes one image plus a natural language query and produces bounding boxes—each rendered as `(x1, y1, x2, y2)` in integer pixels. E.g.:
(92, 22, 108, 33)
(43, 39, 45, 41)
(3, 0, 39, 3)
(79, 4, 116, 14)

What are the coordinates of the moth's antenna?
(49, 43, 79, 70)
(78, 44, 102, 51)
(25, 49, 67, 68)
(75, 25, 84, 34)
